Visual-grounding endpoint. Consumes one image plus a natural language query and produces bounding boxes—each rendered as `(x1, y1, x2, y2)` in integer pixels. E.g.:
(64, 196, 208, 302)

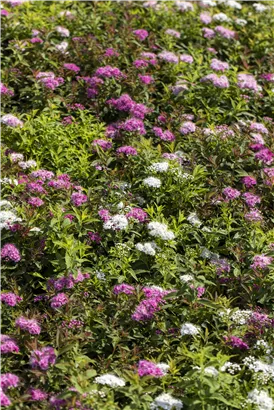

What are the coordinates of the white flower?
(55, 26, 70, 37)
(136, 242, 157, 256)
(95, 374, 126, 388)
(255, 340, 271, 354)
(18, 160, 37, 169)
(175, 1, 194, 12)
(0, 210, 22, 230)
(247, 389, 273, 410)
(103, 215, 128, 231)
(180, 274, 194, 283)
(180, 322, 200, 336)
(227, 0, 242, 9)
(10, 153, 24, 162)
(213, 13, 231, 22)
(220, 362, 241, 375)
(96, 271, 106, 281)
(147, 222, 175, 241)
(235, 18, 247, 26)
(117, 202, 124, 210)
(187, 213, 202, 227)
(0, 178, 18, 185)
(150, 393, 183, 410)
(157, 363, 170, 375)
(143, 177, 161, 188)
(253, 3, 268, 12)
(243, 356, 274, 379)
(200, 0, 216, 5)
(204, 366, 219, 377)
(29, 227, 42, 233)
(0, 200, 12, 209)
(55, 41, 69, 53)
(149, 162, 169, 173)
(230, 309, 252, 325)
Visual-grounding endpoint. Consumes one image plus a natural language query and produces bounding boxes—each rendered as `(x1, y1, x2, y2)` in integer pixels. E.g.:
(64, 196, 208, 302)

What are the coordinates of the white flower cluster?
(220, 361, 241, 375)
(147, 222, 175, 241)
(103, 215, 128, 231)
(55, 25, 70, 37)
(243, 356, 274, 380)
(213, 13, 231, 22)
(204, 366, 219, 377)
(1, 178, 19, 186)
(18, 160, 37, 169)
(226, 0, 242, 9)
(150, 393, 183, 410)
(180, 274, 194, 283)
(148, 162, 169, 173)
(200, 0, 216, 6)
(94, 374, 126, 387)
(143, 177, 162, 188)
(235, 18, 247, 26)
(180, 322, 200, 336)
(230, 309, 252, 325)
(135, 242, 158, 256)
(255, 340, 271, 355)
(253, 3, 268, 13)
(0, 200, 12, 208)
(187, 213, 202, 227)
(175, 0, 193, 12)
(55, 41, 69, 53)
(247, 389, 273, 410)
(157, 363, 170, 376)
(10, 153, 24, 162)
(0, 210, 22, 230)
(95, 271, 106, 281)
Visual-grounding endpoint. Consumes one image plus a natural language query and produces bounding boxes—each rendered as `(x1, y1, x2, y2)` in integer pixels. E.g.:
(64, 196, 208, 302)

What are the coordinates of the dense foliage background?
(1, 0, 274, 409)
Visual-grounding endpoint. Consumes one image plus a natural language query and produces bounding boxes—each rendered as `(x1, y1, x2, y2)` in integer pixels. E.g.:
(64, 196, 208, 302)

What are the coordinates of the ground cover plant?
(1, 0, 274, 409)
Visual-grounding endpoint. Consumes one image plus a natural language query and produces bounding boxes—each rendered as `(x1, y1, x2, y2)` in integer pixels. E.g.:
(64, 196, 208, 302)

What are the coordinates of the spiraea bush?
(1, 1, 274, 409)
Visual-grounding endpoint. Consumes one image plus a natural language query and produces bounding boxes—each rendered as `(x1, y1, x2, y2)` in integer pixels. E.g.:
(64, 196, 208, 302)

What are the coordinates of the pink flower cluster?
(180, 121, 196, 135)
(50, 293, 69, 309)
(126, 207, 148, 222)
(95, 65, 124, 79)
(63, 63, 80, 73)
(30, 346, 56, 370)
(1, 244, 21, 263)
(92, 139, 113, 151)
(251, 254, 273, 270)
(224, 336, 249, 350)
(201, 73, 229, 88)
(153, 126, 175, 141)
(116, 145, 138, 156)
(15, 317, 41, 335)
(71, 192, 88, 206)
(1, 293, 22, 307)
(133, 29, 149, 41)
(113, 284, 135, 295)
(138, 360, 165, 377)
(1, 335, 19, 354)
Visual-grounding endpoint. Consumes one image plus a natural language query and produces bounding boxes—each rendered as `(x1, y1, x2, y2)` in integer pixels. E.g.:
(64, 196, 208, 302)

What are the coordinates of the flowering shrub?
(1, 1, 274, 409)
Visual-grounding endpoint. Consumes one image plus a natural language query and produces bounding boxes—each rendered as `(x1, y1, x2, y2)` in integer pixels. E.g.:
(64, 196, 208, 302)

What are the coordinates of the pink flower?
(0, 374, 19, 390)
(113, 284, 135, 295)
(251, 254, 273, 270)
(138, 74, 154, 84)
(63, 63, 81, 73)
(223, 187, 241, 200)
(28, 197, 44, 207)
(1, 244, 21, 263)
(28, 388, 48, 401)
(71, 192, 88, 206)
(133, 29, 149, 41)
(126, 208, 148, 222)
(180, 121, 196, 135)
(210, 58, 229, 72)
(15, 317, 41, 335)
(92, 139, 112, 151)
(1, 293, 22, 307)
(30, 346, 56, 370)
(242, 193, 261, 208)
(98, 209, 111, 222)
(255, 148, 274, 165)
(138, 360, 164, 377)
(200, 12, 212, 24)
(224, 336, 249, 349)
(1, 335, 19, 354)
(0, 390, 11, 407)
(242, 176, 257, 188)
(132, 298, 161, 321)
(215, 26, 236, 39)
(116, 146, 138, 156)
(153, 127, 175, 141)
(50, 293, 69, 309)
